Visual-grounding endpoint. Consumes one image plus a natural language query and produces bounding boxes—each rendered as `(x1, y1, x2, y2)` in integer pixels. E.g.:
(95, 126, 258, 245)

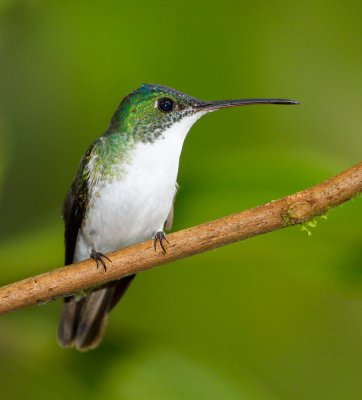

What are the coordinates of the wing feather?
(164, 183, 178, 231)
(62, 144, 94, 265)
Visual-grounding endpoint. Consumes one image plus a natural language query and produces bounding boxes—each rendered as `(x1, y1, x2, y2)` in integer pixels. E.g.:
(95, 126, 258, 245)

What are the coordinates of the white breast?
(74, 113, 204, 262)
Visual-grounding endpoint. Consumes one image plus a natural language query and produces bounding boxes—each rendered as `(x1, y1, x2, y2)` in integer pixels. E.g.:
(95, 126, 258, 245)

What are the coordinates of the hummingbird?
(57, 84, 299, 351)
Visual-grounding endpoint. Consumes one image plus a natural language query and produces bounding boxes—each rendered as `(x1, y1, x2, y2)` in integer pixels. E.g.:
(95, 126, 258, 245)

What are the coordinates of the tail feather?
(74, 286, 115, 350)
(57, 296, 84, 347)
(57, 275, 135, 351)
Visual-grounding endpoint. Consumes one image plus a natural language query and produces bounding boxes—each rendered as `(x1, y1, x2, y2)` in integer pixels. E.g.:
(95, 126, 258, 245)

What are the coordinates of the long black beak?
(195, 98, 300, 111)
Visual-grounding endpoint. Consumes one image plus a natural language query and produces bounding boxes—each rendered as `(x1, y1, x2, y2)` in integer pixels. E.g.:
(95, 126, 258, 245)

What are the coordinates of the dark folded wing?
(62, 144, 94, 265)
(164, 184, 178, 231)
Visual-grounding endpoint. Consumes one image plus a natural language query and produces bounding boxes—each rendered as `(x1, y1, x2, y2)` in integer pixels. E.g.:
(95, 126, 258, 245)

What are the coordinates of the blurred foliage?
(0, 1, 361, 399)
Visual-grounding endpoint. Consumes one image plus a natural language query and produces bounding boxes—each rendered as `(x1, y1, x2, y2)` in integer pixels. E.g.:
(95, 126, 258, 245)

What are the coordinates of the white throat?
(149, 111, 206, 163)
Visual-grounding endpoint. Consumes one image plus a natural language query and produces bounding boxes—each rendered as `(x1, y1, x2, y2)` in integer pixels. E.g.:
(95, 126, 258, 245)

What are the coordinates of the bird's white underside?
(73, 112, 206, 262)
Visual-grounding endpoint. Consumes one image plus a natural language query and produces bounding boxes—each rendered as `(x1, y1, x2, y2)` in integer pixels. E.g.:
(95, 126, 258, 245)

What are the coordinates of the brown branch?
(0, 162, 361, 315)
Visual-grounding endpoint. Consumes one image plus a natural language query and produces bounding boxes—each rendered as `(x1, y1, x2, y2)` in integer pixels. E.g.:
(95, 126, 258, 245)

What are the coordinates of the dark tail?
(57, 275, 135, 351)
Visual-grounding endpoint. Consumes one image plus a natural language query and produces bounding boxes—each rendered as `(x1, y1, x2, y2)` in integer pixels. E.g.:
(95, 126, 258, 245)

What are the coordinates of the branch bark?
(0, 162, 361, 315)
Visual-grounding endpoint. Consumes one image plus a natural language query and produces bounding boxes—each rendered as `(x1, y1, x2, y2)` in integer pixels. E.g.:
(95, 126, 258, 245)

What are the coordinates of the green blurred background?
(0, 1, 361, 399)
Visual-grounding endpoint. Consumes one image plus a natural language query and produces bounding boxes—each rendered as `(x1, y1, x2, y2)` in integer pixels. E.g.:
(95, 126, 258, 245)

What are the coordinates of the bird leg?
(153, 231, 169, 253)
(90, 249, 111, 271)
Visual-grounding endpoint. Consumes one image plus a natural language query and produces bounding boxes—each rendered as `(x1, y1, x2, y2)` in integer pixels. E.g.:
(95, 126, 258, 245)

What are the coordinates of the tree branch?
(0, 162, 361, 315)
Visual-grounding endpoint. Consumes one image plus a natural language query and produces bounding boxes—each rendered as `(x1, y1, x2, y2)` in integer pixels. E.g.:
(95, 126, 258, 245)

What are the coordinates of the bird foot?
(153, 231, 169, 253)
(90, 250, 111, 271)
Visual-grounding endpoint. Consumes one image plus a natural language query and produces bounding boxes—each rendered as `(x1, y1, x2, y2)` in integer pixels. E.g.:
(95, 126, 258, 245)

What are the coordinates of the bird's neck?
(87, 113, 205, 187)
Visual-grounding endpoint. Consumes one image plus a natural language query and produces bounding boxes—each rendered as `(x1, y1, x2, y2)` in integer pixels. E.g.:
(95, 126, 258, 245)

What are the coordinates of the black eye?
(158, 97, 174, 112)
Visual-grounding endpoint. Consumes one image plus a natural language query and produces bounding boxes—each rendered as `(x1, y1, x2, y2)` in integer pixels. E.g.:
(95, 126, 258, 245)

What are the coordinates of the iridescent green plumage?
(82, 84, 202, 186)
(107, 84, 200, 143)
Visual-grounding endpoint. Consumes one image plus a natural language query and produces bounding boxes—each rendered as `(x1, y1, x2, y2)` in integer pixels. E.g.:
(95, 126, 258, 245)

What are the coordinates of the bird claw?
(90, 250, 111, 271)
(153, 231, 169, 253)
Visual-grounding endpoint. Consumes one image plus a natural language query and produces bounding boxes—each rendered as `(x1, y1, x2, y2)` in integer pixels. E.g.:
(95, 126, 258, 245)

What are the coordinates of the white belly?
(73, 127, 187, 262)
